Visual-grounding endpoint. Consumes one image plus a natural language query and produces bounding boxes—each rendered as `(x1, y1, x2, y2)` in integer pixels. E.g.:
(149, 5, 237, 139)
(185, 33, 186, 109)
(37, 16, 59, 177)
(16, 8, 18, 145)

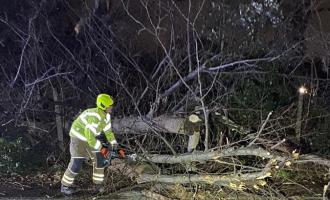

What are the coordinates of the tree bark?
(97, 190, 171, 200)
(137, 171, 270, 186)
(140, 147, 284, 164)
(187, 131, 200, 152)
(112, 115, 186, 135)
(52, 87, 64, 152)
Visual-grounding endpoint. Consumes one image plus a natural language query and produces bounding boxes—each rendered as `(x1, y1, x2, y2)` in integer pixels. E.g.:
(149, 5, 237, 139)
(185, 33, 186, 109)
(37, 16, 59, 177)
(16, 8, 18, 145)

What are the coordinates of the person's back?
(71, 108, 105, 133)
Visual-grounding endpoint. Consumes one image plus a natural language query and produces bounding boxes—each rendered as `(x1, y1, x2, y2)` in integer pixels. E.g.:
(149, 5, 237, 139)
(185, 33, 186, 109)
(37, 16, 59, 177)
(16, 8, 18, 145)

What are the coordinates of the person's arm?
(103, 114, 118, 148)
(84, 126, 101, 150)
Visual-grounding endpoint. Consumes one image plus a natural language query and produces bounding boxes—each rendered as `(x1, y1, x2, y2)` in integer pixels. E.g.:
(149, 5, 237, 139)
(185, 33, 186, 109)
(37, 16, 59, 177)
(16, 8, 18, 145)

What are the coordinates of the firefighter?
(60, 93, 118, 195)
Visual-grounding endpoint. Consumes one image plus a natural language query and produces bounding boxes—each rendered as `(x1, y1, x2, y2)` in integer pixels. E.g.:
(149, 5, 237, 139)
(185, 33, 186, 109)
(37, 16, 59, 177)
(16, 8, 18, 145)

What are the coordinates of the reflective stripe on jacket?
(69, 108, 117, 150)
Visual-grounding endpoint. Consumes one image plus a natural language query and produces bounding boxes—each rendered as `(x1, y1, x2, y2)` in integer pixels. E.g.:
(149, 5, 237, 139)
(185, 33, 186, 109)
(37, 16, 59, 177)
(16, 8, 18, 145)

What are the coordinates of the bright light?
(298, 86, 307, 94)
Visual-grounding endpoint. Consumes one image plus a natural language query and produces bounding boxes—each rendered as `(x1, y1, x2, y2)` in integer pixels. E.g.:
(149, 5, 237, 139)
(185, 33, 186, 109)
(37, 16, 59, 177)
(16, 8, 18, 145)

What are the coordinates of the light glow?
(298, 86, 307, 94)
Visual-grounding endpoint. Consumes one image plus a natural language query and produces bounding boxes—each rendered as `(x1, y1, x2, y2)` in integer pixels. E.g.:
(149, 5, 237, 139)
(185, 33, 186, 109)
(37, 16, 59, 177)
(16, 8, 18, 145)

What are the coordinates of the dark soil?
(0, 172, 103, 199)
(0, 182, 58, 198)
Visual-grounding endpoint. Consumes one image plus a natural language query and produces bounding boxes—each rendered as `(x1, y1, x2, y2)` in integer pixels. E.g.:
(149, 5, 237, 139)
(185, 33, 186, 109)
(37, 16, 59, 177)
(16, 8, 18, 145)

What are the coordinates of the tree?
(1, 0, 330, 199)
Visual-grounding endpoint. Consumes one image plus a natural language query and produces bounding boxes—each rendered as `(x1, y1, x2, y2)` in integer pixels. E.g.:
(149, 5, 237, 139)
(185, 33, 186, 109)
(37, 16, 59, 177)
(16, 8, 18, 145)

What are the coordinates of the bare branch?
(248, 111, 273, 147)
(207, 57, 275, 72)
(11, 21, 32, 87)
(160, 56, 277, 99)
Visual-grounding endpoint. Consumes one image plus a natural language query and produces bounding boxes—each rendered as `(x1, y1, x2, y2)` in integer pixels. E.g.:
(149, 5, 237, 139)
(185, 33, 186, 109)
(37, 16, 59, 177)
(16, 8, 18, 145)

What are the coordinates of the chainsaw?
(95, 134, 137, 167)
(102, 147, 137, 167)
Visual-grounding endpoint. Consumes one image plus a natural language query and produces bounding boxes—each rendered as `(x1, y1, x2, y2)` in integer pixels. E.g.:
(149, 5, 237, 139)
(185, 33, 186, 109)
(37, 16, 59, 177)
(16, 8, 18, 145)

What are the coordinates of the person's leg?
(61, 157, 84, 186)
(61, 137, 88, 194)
(87, 148, 106, 191)
(93, 152, 106, 184)
(61, 157, 85, 194)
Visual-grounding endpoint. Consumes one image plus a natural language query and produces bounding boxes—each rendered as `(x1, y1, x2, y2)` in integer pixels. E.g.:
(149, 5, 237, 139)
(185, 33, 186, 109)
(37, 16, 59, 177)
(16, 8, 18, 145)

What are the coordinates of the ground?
(0, 181, 58, 198)
(0, 172, 105, 199)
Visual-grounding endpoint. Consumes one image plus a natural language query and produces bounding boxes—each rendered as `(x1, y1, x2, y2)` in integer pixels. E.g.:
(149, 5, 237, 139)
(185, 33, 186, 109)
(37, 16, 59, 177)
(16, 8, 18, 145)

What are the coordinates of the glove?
(118, 148, 126, 158)
(100, 147, 109, 158)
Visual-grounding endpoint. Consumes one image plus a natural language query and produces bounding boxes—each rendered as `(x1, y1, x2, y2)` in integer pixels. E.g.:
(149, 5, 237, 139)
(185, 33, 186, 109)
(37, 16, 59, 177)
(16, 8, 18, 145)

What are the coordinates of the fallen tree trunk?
(140, 147, 285, 164)
(92, 190, 171, 200)
(107, 145, 329, 199)
(112, 115, 187, 135)
(297, 154, 330, 167)
(137, 171, 271, 186)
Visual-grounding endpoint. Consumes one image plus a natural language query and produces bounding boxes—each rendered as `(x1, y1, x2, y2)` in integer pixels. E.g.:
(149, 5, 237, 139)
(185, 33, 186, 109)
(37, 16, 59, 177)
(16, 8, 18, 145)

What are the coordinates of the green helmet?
(96, 94, 114, 110)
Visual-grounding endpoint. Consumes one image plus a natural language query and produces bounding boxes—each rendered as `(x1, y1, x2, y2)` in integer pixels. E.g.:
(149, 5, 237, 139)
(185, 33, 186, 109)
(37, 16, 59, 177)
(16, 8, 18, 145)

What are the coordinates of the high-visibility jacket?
(69, 108, 117, 150)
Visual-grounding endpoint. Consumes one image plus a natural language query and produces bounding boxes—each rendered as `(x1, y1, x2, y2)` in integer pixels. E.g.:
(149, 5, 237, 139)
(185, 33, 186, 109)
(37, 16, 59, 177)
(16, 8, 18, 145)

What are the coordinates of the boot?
(61, 184, 74, 195)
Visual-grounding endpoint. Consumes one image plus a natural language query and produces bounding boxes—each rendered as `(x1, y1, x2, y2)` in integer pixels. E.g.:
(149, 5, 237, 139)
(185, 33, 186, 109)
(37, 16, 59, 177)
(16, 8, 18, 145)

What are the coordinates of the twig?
(24, 72, 72, 87)
(1, 119, 14, 126)
(271, 139, 286, 150)
(135, 139, 148, 155)
(248, 111, 273, 147)
(11, 20, 32, 87)
(151, 129, 177, 156)
(207, 57, 275, 72)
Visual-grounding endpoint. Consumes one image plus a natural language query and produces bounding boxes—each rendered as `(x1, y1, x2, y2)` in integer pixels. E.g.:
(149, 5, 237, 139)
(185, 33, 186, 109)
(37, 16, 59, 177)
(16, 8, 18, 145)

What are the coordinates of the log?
(137, 171, 271, 186)
(108, 159, 158, 179)
(140, 147, 285, 164)
(97, 190, 167, 200)
(297, 155, 330, 167)
(112, 115, 186, 135)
